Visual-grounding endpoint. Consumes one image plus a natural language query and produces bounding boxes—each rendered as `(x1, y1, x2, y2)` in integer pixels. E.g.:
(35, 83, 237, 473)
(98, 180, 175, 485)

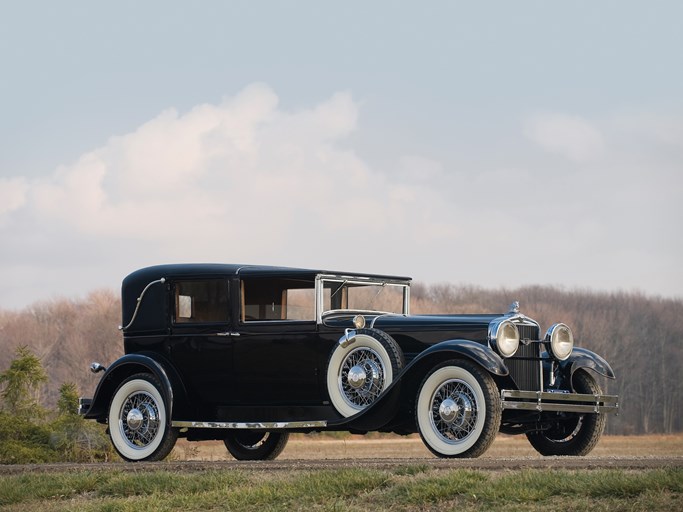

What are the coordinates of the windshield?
(317, 275, 410, 320)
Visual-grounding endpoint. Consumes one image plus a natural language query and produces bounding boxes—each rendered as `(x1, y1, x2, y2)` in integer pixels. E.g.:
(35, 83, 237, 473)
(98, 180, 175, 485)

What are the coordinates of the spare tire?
(326, 328, 404, 417)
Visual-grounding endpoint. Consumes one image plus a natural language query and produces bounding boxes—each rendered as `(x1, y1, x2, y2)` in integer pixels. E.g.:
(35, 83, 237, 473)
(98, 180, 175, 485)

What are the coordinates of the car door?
(229, 276, 329, 405)
(167, 278, 237, 407)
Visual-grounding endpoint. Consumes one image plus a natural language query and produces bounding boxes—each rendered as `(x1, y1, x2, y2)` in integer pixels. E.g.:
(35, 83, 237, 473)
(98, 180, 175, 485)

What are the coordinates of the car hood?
(324, 313, 502, 338)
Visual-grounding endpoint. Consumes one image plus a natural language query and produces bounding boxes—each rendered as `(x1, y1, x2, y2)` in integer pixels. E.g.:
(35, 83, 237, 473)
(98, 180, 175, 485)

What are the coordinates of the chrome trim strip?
(369, 312, 407, 329)
(171, 420, 328, 429)
(500, 389, 619, 414)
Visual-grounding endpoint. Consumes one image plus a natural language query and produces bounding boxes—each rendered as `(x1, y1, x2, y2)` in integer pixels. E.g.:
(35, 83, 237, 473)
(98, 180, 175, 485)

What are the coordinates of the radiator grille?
(507, 324, 542, 391)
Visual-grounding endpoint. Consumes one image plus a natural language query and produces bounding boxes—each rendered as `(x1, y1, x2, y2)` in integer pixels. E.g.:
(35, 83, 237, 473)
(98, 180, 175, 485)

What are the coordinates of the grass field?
(1, 436, 682, 511)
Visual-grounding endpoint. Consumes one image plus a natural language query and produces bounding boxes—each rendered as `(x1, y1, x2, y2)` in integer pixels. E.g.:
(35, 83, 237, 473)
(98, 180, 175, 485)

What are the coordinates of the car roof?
(123, 263, 412, 288)
(119, 264, 412, 334)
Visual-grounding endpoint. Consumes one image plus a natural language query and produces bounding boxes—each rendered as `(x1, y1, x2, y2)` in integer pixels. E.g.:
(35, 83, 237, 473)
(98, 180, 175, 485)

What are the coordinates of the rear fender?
(83, 353, 186, 424)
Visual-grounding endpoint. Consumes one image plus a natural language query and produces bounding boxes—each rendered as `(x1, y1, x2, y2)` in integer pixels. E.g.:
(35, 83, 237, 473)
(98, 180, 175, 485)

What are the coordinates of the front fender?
(83, 353, 180, 424)
(332, 339, 507, 432)
(561, 347, 616, 381)
(408, 339, 509, 377)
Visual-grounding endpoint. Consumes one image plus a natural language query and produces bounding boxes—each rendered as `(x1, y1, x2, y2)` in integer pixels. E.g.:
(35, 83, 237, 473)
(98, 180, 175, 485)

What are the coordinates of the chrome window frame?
(315, 274, 411, 324)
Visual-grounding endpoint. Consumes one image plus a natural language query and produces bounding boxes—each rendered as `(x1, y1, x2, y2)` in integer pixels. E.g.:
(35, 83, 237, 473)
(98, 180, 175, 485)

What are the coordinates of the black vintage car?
(80, 264, 618, 461)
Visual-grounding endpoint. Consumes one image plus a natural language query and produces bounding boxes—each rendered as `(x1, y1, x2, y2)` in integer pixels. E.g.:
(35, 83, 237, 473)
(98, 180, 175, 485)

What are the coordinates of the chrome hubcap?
(126, 408, 144, 430)
(438, 398, 458, 423)
(348, 365, 367, 389)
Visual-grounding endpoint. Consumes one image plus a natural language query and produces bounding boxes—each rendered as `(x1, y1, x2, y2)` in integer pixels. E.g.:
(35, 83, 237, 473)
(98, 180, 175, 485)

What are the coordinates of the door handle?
(216, 332, 240, 337)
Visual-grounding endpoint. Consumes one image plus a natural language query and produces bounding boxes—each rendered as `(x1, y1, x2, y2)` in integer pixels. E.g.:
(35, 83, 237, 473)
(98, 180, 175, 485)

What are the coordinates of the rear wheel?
(108, 373, 178, 461)
(415, 360, 501, 458)
(223, 431, 289, 460)
(526, 370, 607, 456)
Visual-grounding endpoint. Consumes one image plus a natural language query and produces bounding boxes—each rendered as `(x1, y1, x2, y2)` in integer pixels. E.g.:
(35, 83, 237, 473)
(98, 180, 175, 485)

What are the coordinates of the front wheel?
(108, 373, 178, 461)
(223, 431, 289, 460)
(415, 360, 501, 458)
(526, 370, 607, 456)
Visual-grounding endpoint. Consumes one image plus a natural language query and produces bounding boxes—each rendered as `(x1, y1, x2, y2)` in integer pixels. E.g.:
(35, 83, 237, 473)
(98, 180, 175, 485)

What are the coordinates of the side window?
(174, 279, 229, 323)
(241, 278, 315, 322)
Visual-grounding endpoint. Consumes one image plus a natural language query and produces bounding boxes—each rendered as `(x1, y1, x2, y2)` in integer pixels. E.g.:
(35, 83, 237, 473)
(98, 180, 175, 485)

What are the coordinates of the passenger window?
(174, 280, 229, 323)
(241, 278, 315, 322)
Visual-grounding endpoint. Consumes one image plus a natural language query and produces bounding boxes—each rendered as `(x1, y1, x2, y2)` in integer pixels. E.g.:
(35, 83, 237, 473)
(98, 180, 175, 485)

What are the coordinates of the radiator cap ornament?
(509, 301, 520, 314)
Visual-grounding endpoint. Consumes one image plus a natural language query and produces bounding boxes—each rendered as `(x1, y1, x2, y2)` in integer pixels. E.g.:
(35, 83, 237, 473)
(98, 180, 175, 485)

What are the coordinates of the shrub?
(0, 348, 114, 463)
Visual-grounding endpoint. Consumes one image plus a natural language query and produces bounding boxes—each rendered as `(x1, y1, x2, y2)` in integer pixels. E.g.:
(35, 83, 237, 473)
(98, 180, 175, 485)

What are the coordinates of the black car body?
(80, 264, 619, 461)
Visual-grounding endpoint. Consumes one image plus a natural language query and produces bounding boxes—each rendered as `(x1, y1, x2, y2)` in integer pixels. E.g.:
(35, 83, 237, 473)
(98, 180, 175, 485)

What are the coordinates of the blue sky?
(1, 1, 681, 308)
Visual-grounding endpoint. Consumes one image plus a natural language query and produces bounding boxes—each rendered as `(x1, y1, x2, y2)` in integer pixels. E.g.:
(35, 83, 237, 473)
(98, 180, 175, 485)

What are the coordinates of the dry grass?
(171, 434, 683, 462)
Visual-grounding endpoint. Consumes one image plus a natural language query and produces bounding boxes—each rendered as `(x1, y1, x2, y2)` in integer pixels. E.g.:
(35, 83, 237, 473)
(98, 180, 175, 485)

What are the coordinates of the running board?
(172, 420, 328, 430)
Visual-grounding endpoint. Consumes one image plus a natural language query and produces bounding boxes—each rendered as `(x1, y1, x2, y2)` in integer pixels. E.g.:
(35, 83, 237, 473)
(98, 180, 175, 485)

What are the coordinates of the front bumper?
(501, 390, 619, 414)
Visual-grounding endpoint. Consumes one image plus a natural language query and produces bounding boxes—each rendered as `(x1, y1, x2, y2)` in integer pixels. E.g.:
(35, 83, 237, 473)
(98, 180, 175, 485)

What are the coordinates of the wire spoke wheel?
(108, 373, 178, 461)
(326, 329, 404, 417)
(339, 347, 386, 408)
(119, 391, 161, 449)
(416, 360, 501, 458)
(526, 370, 607, 456)
(429, 379, 479, 443)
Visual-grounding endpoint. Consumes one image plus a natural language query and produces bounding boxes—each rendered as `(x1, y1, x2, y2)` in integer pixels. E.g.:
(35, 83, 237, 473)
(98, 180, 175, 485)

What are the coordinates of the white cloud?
(0, 86, 681, 308)
(0, 177, 28, 219)
(1, 85, 458, 284)
(18, 85, 369, 242)
(524, 113, 605, 162)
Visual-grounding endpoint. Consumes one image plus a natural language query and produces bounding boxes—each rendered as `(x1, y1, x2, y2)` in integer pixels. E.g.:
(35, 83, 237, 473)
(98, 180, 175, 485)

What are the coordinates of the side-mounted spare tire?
(107, 373, 178, 462)
(326, 328, 404, 417)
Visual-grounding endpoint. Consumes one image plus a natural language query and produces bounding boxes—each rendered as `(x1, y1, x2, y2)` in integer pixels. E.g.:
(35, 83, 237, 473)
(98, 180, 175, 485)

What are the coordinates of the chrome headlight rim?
(546, 322, 574, 361)
(490, 319, 520, 358)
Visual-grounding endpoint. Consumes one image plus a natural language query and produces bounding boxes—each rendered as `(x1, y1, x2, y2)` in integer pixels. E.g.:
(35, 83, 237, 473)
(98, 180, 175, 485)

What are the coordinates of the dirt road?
(2, 435, 682, 474)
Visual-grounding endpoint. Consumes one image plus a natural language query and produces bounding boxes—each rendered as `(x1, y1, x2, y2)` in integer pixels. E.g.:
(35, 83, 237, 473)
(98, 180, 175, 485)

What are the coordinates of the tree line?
(1, 285, 680, 435)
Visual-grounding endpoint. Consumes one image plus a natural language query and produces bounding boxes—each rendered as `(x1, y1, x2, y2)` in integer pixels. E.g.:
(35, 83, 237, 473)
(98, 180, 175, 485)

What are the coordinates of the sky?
(1, 1, 682, 309)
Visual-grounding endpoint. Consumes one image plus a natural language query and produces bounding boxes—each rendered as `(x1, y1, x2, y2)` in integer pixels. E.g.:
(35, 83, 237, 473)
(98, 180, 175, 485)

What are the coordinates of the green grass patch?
(0, 467, 681, 511)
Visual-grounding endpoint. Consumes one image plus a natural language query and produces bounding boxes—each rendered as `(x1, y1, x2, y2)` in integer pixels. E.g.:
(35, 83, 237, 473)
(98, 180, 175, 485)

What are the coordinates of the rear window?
(174, 279, 230, 323)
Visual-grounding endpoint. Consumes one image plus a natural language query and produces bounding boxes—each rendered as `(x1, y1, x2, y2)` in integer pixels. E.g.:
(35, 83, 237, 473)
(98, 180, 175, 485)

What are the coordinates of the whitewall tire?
(108, 373, 178, 461)
(416, 360, 501, 458)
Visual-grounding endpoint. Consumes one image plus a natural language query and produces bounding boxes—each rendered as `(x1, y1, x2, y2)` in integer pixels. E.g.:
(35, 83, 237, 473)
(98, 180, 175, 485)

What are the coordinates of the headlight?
(490, 320, 520, 358)
(546, 323, 574, 361)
